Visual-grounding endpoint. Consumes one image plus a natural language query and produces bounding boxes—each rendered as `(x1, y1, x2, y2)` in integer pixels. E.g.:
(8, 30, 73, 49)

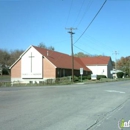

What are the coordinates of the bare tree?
(38, 42, 47, 48)
(38, 42, 55, 50)
(116, 56, 130, 75)
(74, 52, 91, 57)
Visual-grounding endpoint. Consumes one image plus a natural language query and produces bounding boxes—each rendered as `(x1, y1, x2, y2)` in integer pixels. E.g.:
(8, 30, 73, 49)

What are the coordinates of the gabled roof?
(79, 56, 111, 65)
(33, 46, 91, 71)
(10, 45, 112, 71)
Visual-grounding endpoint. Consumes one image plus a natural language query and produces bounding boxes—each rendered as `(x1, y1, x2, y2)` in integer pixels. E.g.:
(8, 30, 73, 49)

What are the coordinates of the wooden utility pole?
(66, 27, 77, 82)
(113, 51, 119, 69)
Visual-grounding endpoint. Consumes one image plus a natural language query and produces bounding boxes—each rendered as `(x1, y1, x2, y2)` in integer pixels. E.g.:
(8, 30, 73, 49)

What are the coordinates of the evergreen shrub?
(117, 72, 124, 78)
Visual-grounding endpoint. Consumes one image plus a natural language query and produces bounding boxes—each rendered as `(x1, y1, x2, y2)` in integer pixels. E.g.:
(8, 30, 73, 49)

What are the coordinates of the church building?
(10, 45, 92, 83)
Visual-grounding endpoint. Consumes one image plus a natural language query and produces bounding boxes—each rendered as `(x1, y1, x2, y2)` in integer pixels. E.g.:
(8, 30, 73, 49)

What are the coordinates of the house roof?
(79, 56, 111, 65)
(33, 46, 91, 71)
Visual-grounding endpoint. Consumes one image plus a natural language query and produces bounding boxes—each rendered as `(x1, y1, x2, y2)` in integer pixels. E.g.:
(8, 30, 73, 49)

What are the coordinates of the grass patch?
(0, 75, 10, 81)
(0, 82, 11, 87)
(83, 78, 130, 84)
(1, 76, 130, 87)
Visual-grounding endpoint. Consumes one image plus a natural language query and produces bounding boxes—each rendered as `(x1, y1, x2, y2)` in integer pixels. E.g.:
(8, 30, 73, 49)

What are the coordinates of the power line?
(113, 51, 119, 69)
(73, 44, 92, 56)
(85, 33, 116, 51)
(75, 0, 94, 28)
(75, 30, 116, 53)
(72, 0, 86, 27)
(74, 0, 107, 44)
(65, 0, 74, 27)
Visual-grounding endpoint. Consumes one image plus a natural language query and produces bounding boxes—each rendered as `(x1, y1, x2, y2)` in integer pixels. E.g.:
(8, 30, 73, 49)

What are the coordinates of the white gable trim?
(20, 45, 42, 58)
(9, 45, 32, 69)
(19, 45, 33, 58)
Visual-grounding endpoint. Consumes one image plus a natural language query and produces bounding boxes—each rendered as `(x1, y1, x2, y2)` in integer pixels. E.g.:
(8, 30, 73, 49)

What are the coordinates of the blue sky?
(0, 0, 130, 61)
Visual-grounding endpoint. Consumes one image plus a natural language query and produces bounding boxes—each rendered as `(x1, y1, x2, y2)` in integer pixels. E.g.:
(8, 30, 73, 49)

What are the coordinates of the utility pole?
(66, 27, 77, 82)
(113, 51, 119, 70)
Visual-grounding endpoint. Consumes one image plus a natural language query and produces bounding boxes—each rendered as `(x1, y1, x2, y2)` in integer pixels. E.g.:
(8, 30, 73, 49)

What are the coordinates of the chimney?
(47, 51, 49, 56)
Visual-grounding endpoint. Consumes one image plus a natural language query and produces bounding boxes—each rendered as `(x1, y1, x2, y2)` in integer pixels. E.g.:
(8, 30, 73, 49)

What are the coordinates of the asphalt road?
(0, 81, 130, 130)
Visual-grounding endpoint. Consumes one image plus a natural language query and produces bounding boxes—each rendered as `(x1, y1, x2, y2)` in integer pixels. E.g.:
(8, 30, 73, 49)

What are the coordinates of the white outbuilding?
(79, 56, 113, 78)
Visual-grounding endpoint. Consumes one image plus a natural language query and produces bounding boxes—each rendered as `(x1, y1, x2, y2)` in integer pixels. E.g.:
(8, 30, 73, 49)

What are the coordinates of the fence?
(0, 77, 72, 87)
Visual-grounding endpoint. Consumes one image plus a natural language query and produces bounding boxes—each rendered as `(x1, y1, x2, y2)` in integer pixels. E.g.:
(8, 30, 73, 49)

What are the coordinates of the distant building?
(79, 56, 113, 78)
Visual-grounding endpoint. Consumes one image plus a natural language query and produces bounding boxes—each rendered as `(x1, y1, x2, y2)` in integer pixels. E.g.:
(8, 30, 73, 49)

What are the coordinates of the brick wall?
(11, 59, 21, 78)
(43, 57, 56, 78)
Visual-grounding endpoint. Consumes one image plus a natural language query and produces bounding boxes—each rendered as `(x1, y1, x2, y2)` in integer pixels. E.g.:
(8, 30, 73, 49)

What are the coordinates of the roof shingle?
(79, 56, 111, 65)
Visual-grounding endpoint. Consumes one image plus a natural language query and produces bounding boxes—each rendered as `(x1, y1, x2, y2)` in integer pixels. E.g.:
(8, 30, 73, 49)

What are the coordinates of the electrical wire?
(72, 0, 86, 27)
(75, 0, 94, 28)
(85, 33, 116, 51)
(65, 0, 74, 27)
(74, 29, 115, 54)
(73, 44, 92, 56)
(74, 0, 107, 44)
